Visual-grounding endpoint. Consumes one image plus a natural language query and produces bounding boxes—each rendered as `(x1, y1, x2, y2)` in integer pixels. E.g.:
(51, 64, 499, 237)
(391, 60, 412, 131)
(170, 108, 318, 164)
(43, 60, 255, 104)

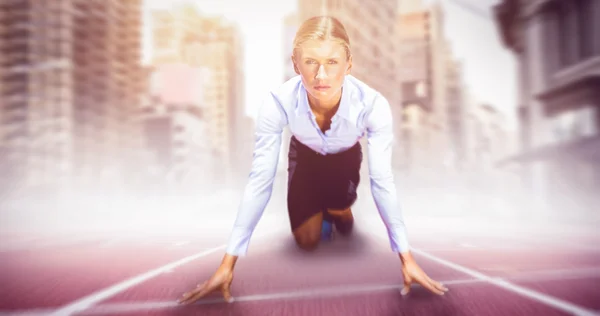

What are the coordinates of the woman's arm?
(364, 94, 410, 255)
(224, 92, 288, 260)
(364, 95, 449, 296)
(178, 92, 288, 305)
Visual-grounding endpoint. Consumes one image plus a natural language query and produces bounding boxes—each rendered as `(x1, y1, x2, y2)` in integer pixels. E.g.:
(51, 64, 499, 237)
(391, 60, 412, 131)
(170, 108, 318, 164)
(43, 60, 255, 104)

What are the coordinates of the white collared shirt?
(226, 75, 410, 255)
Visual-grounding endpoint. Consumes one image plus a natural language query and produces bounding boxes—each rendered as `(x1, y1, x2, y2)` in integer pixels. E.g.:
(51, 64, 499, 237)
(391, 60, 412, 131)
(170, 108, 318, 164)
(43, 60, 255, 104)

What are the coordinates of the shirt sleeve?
(225, 92, 287, 256)
(365, 94, 410, 253)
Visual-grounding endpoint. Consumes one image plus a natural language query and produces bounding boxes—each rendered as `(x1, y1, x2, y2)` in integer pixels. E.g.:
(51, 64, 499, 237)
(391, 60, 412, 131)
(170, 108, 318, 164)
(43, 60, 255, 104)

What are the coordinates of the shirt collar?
(297, 76, 352, 121)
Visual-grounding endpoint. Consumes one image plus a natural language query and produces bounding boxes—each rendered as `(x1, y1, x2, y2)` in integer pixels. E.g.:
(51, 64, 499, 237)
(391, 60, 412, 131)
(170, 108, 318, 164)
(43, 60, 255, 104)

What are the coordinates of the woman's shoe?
(321, 219, 334, 241)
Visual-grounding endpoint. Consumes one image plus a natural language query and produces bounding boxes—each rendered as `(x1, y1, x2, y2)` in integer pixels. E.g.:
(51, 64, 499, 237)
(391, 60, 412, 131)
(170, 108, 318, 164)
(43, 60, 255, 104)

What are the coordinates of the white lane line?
(504, 267, 600, 282)
(0, 310, 53, 316)
(69, 267, 600, 315)
(396, 240, 600, 316)
(493, 233, 600, 253)
(76, 278, 480, 315)
(411, 248, 600, 316)
(49, 246, 226, 315)
(49, 228, 283, 316)
(3, 266, 600, 316)
(416, 247, 526, 252)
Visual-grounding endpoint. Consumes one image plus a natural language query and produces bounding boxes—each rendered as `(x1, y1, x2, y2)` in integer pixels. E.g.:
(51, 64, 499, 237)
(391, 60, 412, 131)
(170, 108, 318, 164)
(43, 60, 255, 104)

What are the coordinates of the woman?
(178, 16, 448, 305)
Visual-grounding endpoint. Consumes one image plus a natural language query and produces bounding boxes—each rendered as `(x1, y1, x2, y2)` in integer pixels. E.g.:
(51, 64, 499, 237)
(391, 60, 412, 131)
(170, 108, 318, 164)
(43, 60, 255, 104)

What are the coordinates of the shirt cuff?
(225, 227, 252, 256)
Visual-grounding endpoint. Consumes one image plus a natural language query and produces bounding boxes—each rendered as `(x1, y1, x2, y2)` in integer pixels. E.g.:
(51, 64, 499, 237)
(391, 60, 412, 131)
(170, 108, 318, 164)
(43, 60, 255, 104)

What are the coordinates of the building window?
(577, 0, 595, 59)
(556, 0, 596, 69)
(549, 106, 597, 144)
(594, 0, 600, 54)
(517, 106, 530, 149)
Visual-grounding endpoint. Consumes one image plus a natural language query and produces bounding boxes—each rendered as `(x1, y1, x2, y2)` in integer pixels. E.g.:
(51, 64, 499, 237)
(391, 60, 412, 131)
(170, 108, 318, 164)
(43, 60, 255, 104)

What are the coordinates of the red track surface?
(1, 215, 599, 316)
(0, 236, 224, 310)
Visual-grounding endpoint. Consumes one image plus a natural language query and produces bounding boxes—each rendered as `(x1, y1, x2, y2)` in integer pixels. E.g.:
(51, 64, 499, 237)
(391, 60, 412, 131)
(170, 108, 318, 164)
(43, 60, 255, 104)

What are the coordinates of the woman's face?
(292, 39, 352, 103)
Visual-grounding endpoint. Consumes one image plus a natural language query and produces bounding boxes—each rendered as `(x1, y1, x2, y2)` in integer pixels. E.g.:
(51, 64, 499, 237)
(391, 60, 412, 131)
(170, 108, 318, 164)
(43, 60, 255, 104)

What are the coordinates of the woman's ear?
(346, 54, 353, 75)
(291, 55, 300, 75)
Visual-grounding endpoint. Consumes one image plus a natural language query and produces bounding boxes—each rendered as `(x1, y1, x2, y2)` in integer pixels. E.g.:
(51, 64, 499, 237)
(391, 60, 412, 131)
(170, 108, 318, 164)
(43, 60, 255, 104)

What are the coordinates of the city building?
(283, 14, 299, 83)
(137, 64, 213, 191)
(397, 0, 454, 178)
(277, 13, 298, 174)
(445, 52, 468, 171)
(150, 4, 249, 185)
(468, 103, 510, 172)
(0, 0, 144, 195)
(494, 0, 600, 216)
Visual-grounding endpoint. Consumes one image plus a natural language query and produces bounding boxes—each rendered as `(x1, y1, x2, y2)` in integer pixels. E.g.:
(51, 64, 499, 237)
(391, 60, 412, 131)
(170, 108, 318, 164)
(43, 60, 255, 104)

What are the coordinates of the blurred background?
(0, 0, 598, 233)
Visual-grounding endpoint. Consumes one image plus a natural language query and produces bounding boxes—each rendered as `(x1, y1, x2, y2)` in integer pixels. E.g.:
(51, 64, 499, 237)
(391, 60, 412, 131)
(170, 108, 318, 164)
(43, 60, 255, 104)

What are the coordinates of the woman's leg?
(326, 207, 354, 236)
(322, 142, 362, 236)
(292, 212, 323, 250)
(287, 136, 326, 251)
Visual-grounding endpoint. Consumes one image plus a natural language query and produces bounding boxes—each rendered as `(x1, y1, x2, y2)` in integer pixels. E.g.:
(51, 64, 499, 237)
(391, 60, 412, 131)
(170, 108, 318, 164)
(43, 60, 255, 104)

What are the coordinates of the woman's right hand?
(177, 262, 235, 305)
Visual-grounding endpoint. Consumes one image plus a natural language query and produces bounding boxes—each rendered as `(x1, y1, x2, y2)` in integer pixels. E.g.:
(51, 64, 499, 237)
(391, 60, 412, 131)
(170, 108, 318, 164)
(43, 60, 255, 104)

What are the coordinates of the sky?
(143, 0, 517, 128)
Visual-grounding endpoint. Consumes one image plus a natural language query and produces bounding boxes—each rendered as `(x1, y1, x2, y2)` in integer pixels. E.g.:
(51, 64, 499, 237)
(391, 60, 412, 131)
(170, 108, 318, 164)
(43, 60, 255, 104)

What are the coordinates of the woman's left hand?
(399, 251, 449, 296)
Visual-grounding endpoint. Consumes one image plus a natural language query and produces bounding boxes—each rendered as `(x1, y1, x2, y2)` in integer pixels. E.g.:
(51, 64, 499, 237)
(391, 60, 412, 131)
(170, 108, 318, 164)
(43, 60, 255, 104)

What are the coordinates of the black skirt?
(286, 135, 362, 231)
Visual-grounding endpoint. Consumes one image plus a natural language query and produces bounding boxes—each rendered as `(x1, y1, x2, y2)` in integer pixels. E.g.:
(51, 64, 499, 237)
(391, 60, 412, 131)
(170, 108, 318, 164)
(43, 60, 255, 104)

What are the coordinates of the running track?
(1, 210, 599, 316)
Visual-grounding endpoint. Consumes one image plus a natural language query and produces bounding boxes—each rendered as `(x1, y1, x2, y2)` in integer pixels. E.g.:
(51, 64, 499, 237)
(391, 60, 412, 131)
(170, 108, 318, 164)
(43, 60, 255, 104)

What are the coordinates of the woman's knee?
(326, 207, 354, 236)
(292, 213, 322, 251)
(326, 207, 353, 220)
(294, 232, 320, 251)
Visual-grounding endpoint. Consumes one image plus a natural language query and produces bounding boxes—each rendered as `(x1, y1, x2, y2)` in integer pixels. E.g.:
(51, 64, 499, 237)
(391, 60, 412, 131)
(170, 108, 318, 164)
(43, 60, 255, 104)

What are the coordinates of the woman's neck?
(307, 89, 342, 117)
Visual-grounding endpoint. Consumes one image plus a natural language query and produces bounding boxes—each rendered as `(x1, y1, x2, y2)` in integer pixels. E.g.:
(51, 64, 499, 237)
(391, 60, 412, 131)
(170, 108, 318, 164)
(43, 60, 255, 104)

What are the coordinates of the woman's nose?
(315, 64, 327, 79)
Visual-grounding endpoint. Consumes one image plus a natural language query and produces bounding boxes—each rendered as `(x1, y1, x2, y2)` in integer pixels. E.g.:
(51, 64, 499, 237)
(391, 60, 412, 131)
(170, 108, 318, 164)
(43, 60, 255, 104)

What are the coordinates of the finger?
(178, 281, 215, 305)
(178, 286, 202, 303)
(179, 287, 211, 305)
(221, 283, 234, 303)
(400, 284, 410, 296)
(408, 272, 440, 295)
(179, 292, 202, 305)
(179, 288, 203, 305)
(418, 277, 445, 295)
(400, 275, 411, 296)
(427, 276, 448, 292)
(424, 274, 448, 293)
(178, 289, 199, 304)
(178, 281, 207, 303)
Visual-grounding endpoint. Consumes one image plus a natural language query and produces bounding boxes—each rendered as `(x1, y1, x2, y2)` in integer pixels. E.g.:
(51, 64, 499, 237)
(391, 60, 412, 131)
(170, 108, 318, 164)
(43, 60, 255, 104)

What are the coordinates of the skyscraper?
(278, 13, 298, 174)
(397, 0, 453, 177)
(151, 5, 247, 184)
(445, 51, 467, 171)
(138, 64, 213, 191)
(494, 0, 600, 216)
(0, 0, 143, 194)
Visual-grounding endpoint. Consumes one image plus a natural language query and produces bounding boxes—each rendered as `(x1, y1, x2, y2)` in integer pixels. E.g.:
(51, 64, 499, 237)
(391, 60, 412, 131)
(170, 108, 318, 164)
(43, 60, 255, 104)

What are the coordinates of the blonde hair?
(292, 16, 351, 60)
